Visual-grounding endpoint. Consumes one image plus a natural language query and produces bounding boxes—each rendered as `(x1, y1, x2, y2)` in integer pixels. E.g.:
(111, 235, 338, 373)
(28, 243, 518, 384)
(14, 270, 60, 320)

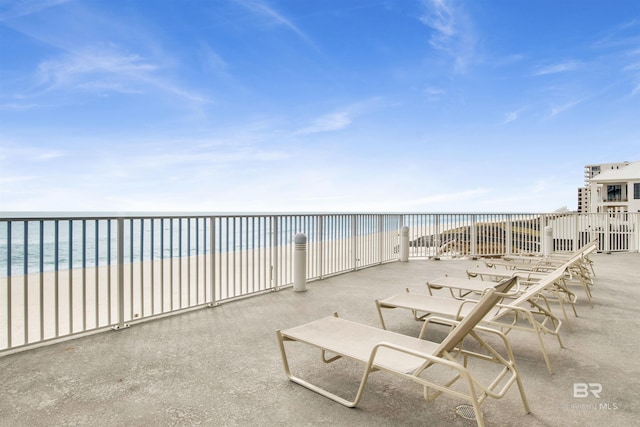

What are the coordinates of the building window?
(635, 183, 640, 199)
(607, 185, 622, 201)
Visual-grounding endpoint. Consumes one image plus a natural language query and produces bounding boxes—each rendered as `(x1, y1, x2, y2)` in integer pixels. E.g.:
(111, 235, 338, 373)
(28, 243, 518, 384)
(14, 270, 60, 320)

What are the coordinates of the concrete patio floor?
(1, 252, 639, 426)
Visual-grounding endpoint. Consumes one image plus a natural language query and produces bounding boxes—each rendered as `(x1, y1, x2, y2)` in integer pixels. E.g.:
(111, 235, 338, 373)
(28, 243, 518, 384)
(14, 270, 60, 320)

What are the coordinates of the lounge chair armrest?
(369, 341, 469, 376)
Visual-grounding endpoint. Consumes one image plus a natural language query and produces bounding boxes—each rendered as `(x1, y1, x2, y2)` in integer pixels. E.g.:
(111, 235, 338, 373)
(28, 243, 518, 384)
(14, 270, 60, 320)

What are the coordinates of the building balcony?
(0, 252, 638, 426)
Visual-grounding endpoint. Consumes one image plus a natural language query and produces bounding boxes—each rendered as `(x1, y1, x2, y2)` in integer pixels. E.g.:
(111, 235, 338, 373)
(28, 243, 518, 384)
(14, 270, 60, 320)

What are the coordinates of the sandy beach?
(1, 230, 399, 351)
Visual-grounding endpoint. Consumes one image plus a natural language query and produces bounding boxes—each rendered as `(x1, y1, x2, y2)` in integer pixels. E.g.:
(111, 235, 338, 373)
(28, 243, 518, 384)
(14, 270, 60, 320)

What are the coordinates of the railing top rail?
(0, 211, 594, 221)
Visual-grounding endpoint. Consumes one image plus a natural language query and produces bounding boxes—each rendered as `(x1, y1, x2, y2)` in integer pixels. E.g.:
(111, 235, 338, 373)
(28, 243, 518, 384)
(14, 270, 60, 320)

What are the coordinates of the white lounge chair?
(276, 282, 529, 427)
(377, 270, 568, 373)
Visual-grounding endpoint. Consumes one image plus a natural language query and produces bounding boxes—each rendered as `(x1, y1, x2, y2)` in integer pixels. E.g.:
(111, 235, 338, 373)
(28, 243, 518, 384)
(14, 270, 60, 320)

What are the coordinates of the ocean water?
(0, 215, 398, 277)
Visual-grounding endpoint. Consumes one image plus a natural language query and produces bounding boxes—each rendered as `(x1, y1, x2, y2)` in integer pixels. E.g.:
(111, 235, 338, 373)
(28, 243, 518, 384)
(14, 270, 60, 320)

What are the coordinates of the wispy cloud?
(2, 5, 210, 110)
(295, 111, 351, 135)
(294, 98, 383, 135)
(533, 61, 581, 76)
(502, 106, 528, 124)
(0, 0, 72, 21)
(198, 43, 229, 74)
(503, 110, 520, 124)
(548, 98, 583, 117)
(623, 50, 640, 96)
(31, 46, 210, 107)
(424, 86, 446, 101)
(234, 0, 318, 50)
(0, 143, 65, 162)
(419, 0, 476, 73)
(37, 49, 158, 89)
(592, 18, 640, 50)
(0, 102, 40, 111)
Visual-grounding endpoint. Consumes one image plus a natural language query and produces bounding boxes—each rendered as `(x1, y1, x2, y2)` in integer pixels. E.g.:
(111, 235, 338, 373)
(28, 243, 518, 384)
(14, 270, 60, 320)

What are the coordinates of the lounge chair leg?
(515, 371, 531, 414)
(535, 330, 554, 374)
(375, 300, 388, 330)
(276, 330, 370, 408)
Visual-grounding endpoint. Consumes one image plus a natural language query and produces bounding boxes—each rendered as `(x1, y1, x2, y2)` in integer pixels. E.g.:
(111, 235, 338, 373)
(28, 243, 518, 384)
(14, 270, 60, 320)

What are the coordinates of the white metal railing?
(1, 211, 638, 353)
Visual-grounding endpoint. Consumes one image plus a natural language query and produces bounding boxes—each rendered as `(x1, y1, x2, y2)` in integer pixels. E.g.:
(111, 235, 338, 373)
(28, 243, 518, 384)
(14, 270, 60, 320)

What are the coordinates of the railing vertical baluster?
(272, 216, 279, 291)
(23, 221, 28, 344)
(196, 218, 200, 303)
(129, 220, 134, 319)
(506, 214, 512, 255)
(218, 217, 223, 299)
(68, 220, 73, 334)
(209, 216, 216, 305)
(54, 221, 59, 337)
(539, 214, 545, 255)
(225, 217, 230, 298)
(246, 216, 250, 293)
(170, 218, 174, 311)
(140, 218, 145, 317)
(40, 221, 44, 340)
(262, 217, 267, 290)
(95, 219, 99, 328)
(351, 215, 357, 270)
(179, 218, 183, 308)
(238, 217, 243, 295)
(107, 220, 112, 325)
(115, 218, 127, 329)
(318, 215, 324, 279)
(150, 218, 155, 315)
(82, 219, 86, 331)
(160, 218, 165, 312)
(471, 215, 477, 257)
(253, 216, 257, 289)
(186, 218, 191, 307)
(6, 221, 12, 348)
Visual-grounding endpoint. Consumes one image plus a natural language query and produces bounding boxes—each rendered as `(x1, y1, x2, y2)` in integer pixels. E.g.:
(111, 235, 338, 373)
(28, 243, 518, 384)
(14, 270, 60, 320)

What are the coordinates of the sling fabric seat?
(377, 268, 568, 373)
(276, 280, 529, 427)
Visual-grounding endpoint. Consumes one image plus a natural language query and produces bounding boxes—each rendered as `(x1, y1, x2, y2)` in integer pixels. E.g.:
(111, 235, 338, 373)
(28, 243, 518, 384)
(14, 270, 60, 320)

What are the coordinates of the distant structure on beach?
(578, 161, 640, 214)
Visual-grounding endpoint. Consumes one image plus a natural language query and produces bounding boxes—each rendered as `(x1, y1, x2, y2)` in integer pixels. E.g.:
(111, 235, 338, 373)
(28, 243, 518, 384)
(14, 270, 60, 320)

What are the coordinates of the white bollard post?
(543, 226, 553, 255)
(400, 226, 409, 262)
(293, 233, 307, 292)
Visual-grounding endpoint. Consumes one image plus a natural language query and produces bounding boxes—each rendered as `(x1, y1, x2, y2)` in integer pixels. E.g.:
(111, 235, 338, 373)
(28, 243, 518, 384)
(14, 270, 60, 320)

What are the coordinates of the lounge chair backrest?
(490, 256, 574, 321)
(492, 275, 518, 295)
(435, 276, 517, 355)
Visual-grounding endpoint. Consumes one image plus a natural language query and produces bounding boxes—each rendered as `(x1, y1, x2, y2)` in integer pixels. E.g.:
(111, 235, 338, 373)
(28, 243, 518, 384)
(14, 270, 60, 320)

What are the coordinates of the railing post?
(539, 214, 546, 255)
(293, 233, 307, 292)
(399, 226, 409, 262)
(543, 226, 553, 255)
(113, 218, 129, 330)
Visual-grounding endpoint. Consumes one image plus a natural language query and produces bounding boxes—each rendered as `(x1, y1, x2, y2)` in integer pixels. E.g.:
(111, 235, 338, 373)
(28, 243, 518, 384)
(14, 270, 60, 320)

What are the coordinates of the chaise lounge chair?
(475, 243, 596, 308)
(276, 279, 530, 427)
(376, 269, 568, 373)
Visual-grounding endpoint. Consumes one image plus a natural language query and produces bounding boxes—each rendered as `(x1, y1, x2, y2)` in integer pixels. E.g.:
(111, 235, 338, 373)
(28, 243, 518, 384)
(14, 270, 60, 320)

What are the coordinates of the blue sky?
(1, 0, 639, 213)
